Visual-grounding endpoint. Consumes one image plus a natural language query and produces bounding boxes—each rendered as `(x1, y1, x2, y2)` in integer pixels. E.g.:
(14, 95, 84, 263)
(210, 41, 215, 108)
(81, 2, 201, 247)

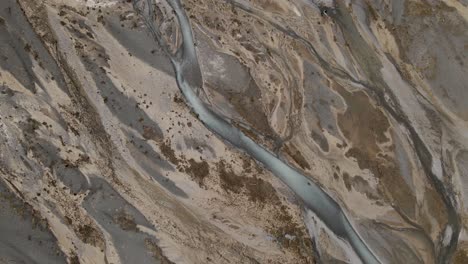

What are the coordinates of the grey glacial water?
(134, 0, 381, 263)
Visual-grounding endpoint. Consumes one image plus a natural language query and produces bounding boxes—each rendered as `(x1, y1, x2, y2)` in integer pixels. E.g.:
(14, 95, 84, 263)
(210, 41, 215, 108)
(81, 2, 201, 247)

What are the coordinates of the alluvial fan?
(0, 0, 467, 263)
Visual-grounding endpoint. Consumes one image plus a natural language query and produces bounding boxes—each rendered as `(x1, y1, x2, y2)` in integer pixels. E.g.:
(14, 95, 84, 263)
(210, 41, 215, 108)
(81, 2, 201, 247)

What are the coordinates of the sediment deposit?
(0, 0, 467, 263)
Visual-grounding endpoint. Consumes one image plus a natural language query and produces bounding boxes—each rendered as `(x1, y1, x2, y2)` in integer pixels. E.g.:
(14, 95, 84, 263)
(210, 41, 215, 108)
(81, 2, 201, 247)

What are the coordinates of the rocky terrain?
(0, 0, 467, 263)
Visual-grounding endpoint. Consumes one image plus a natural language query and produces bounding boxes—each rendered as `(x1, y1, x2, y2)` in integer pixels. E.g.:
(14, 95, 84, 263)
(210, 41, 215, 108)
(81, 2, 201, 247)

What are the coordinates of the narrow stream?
(134, 0, 381, 263)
